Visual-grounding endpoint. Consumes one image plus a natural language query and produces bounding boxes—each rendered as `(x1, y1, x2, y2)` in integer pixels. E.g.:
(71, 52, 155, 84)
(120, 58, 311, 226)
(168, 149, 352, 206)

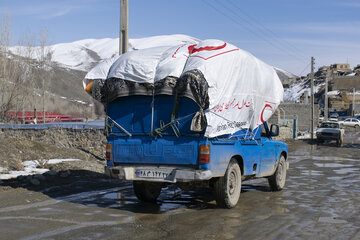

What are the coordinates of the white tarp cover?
(84, 39, 284, 138)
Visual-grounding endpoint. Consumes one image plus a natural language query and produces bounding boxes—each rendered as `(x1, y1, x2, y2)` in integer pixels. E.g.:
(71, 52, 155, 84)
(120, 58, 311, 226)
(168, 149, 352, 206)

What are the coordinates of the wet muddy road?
(1, 132, 360, 240)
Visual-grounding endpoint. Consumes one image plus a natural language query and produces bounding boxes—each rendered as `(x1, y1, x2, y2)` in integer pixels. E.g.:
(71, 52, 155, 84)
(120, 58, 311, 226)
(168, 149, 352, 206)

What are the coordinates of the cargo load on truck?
(83, 39, 283, 138)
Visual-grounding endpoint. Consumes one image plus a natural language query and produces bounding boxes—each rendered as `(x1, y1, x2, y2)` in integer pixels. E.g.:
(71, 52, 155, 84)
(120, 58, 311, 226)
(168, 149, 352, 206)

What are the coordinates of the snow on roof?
(346, 73, 356, 76)
(327, 90, 340, 96)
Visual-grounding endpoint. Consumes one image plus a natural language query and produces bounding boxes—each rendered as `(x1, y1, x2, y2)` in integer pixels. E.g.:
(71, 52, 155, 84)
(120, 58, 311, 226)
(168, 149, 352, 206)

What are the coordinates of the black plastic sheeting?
(91, 69, 209, 132)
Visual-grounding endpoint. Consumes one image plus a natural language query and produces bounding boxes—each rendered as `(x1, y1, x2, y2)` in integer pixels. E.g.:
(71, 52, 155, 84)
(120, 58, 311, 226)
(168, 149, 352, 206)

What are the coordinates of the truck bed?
(106, 95, 204, 167)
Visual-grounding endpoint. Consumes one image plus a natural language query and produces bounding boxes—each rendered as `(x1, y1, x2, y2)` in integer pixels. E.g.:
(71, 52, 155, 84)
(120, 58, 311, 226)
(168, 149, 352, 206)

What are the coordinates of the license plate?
(135, 169, 170, 179)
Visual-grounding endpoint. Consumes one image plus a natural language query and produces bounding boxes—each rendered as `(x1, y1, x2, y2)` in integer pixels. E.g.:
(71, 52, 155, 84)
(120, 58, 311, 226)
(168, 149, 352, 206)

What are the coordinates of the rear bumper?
(316, 134, 339, 140)
(105, 166, 213, 183)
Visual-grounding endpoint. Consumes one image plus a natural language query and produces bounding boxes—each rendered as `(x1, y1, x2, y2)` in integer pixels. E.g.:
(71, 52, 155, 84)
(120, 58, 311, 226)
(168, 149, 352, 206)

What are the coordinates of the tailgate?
(106, 95, 201, 136)
(111, 136, 200, 167)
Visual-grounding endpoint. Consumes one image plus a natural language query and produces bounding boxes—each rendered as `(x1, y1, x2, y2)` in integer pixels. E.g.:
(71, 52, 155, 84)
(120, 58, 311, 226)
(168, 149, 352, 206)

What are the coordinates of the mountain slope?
(7, 34, 298, 113)
(274, 67, 297, 82)
(10, 34, 296, 81)
(10, 34, 200, 71)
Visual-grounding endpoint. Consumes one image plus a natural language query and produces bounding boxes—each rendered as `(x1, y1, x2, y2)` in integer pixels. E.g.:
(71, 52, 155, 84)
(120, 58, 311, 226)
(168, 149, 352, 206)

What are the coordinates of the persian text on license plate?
(135, 169, 170, 179)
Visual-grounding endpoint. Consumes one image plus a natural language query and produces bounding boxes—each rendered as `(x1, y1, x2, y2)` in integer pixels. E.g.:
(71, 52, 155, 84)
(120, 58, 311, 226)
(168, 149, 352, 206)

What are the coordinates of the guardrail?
(0, 119, 105, 130)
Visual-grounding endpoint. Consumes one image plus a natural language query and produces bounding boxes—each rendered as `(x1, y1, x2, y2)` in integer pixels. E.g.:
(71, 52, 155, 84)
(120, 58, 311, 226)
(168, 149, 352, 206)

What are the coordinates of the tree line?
(0, 14, 53, 123)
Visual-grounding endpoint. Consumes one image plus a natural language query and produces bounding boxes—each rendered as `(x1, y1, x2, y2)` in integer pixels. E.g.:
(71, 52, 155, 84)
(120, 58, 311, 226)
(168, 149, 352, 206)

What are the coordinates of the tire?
(268, 155, 287, 191)
(355, 125, 360, 130)
(214, 159, 242, 208)
(133, 181, 162, 203)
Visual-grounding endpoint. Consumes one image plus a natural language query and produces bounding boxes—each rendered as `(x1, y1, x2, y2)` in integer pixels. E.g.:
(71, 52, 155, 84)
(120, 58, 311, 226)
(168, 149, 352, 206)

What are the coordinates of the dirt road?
(1, 132, 360, 240)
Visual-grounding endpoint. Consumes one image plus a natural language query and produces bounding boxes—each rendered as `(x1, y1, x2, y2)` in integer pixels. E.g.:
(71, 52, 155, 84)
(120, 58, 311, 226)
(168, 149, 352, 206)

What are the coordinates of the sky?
(1, 0, 360, 75)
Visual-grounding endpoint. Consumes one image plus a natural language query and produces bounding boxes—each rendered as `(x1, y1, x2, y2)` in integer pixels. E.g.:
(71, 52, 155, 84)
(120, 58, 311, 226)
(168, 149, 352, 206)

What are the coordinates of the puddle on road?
(103, 192, 123, 200)
(38, 207, 54, 211)
(311, 156, 358, 161)
(327, 176, 343, 181)
(283, 199, 296, 205)
(313, 163, 354, 168)
(242, 186, 258, 191)
(300, 170, 324, 176)
(79, 187, 213, 213)
(334, 168, 358, 174)
(318, 216, 348, 224)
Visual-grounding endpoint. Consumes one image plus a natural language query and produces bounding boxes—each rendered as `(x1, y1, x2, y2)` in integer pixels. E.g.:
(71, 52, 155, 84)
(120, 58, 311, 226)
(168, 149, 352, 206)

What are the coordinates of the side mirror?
(270, 124, 279, 137)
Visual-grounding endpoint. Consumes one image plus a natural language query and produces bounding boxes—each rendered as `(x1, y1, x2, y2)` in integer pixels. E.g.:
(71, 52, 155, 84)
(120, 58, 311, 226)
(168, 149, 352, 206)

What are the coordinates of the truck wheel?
(268, 155, 287, 191)
(133, 181, 162, 203)
(214, 159, 241, 208)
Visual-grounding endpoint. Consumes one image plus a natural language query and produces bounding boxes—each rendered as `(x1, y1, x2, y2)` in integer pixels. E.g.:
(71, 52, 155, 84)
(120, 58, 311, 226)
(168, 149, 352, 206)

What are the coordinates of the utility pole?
(352, 88, 356, 116)
(310, 57, 315, 140)
(119, 0, 129, 54)
(324, 69, 330, 122)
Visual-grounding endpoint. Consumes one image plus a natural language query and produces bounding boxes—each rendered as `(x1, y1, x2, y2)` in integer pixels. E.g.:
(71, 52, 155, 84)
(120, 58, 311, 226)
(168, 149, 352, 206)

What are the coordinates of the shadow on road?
(0, 169, 273, 213)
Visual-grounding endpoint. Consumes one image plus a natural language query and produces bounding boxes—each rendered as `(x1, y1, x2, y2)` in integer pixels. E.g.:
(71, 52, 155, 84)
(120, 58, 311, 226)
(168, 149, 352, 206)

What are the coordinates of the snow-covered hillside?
(284, 78, 324, 101)
(10, 34, 302, 99)
(10, 34, 200, 71)
(10, 34, 298, 79)
(274, 67, 297, 79)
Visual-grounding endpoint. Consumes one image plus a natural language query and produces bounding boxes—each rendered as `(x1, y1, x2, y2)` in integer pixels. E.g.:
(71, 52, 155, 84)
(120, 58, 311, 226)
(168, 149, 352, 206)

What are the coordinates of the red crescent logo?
(172, 42, 238, 60)
(260, 104, 273, 123)
(188, 43, 227, 54)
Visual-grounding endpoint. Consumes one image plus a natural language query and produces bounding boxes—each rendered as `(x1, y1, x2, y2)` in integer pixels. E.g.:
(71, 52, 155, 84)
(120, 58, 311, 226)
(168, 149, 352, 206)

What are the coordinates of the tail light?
(106, 143, 112, 161)
(199, 144, 210, 164)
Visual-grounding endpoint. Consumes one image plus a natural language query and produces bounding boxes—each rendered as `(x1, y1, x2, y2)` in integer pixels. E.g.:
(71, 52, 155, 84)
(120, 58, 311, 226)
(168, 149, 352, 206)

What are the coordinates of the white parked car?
(328, 117, 338, 122)
(339, 118, 360, 128)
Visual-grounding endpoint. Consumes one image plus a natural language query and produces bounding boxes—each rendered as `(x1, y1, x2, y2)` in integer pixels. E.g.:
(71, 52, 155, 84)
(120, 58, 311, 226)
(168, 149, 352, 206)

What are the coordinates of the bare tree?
(15, 30, 37, 123)
(0, 13, 13, 121)
(0, 13, 11, 72)
(0, 14, 43, 123)
(37, 28, 53, 123)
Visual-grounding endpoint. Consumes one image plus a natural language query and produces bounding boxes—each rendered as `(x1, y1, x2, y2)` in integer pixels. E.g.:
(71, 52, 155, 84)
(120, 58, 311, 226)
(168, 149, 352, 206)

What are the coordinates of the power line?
(226, 0, 308, 61)
(214, 0, 308, 64)
(298, 62, 311, 76)
(202, 0, 308, 65)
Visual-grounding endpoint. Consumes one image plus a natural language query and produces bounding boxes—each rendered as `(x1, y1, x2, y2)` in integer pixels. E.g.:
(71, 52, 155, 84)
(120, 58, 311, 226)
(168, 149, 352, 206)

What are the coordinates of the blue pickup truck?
(104, 94, 288, 208)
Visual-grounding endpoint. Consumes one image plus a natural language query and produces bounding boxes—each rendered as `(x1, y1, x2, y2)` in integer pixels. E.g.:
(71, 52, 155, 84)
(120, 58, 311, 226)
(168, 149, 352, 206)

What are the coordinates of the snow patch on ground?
(0, 159, 81, 180)
(297, 133, 311, 139)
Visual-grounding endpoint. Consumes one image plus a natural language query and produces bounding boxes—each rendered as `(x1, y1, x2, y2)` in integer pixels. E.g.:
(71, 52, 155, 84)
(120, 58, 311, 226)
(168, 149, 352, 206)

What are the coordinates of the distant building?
(315, 66, 330, 80)
(330, 63, 351, 75)
(354, 65, 360, 75)
(332, 76, 360, 90)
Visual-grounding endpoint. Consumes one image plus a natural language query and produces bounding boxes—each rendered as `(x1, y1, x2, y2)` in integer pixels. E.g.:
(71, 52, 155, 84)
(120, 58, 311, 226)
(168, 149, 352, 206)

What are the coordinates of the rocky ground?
(0, 128, 107, 190)
(0, 125, 356, 192)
